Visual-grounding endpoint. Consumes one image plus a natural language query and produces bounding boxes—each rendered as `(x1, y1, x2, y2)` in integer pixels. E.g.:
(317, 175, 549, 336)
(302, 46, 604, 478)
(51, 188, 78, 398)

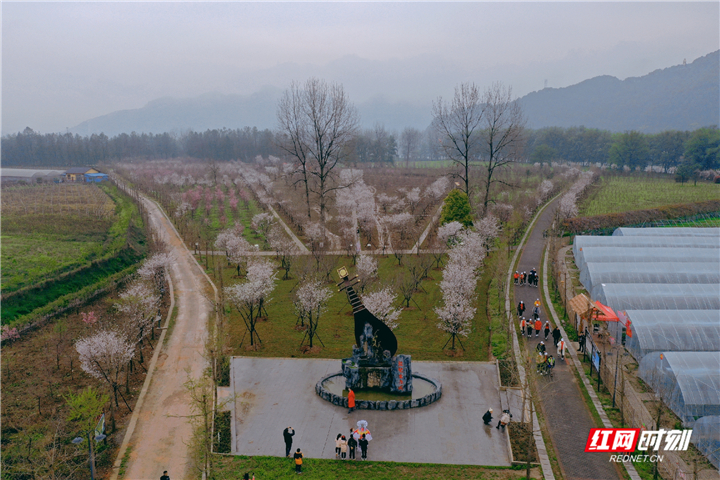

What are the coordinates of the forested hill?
(519, 51, 719, 133)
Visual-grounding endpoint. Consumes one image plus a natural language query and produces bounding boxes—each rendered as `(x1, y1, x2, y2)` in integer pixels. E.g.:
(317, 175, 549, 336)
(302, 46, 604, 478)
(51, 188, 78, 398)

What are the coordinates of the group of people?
(282, 420, 372, 474)
(335, 426, 370, 461)
(535, 342, 556, 375)
(482, 408, 513, 430)
(514, 268, 539, 287)
(518, 300, 569, 363)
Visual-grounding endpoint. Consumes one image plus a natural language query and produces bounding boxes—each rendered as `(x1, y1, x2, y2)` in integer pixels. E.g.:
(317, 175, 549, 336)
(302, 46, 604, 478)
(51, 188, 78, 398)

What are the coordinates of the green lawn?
(580, 175, 720, 217)
(210, 254, 491, 362)
(214, 455, 526, 480)
(1, 234, 105, 292)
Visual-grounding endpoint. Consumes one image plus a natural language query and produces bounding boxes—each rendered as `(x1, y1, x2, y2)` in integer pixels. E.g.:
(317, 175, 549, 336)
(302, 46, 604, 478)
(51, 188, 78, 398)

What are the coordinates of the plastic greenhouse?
(638, 352, 720, 424)
(579, 262, 720, 293)
(574, 247, 720, 271)
(573, 236, 720, 261)
(621, 310, 720, 360)
(692, 416, 720, 469)
(613, 227, 720, 237)
(591, 284, 720, 311)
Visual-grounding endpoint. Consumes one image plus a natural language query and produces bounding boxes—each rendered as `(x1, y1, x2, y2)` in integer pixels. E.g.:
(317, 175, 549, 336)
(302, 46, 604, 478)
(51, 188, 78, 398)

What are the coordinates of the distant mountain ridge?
(70, 51, 718, 136)
(519, 50, 719, 133)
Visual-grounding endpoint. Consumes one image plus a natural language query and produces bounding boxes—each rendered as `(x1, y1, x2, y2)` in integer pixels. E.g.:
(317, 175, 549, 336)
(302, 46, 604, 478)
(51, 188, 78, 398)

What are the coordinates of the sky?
(2, 1, 719, 134)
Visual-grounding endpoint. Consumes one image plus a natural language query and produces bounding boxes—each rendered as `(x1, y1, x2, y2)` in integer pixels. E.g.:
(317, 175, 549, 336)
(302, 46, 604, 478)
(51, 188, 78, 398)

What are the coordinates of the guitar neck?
(344, 285, 366, 314)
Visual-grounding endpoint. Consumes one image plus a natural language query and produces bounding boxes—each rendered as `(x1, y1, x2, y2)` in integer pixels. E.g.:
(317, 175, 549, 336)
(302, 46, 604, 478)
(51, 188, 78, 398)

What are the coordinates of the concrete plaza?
(228, 357, 512, 466)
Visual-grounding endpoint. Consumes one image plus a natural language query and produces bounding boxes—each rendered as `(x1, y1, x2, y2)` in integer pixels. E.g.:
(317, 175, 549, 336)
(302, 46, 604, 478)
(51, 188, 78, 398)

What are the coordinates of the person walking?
(544, 321, 551, 340)
(335, 433, 343, 458)
(496, 410, 512, 430)
(340, 435, 348, 459)
(578, 332, 586, 353)
(514, 271, 519, 285)
(534, 272, 539, 287)
(347, 429, 357, 460)
(294, 448, 303, 474)
(526, 320, 533, 338)
(557, 337, 567, 361)
(483, 408, 494, 425)
(532, 305, 540, 320)
(536, 341, 546, 354)
(359, 434, 369, 460)
(517, 301, 525, 318)
(347, 388, 356, 414)
(534, 318, 542, 337)
(160, 472, 170, 480)
(552, 326, 561, 346)
(283, 426, 295, 457)
(520, 317, 526, 335)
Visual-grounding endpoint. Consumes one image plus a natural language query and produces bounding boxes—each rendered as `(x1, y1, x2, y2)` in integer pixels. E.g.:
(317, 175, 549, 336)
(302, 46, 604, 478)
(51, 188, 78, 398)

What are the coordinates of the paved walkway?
(112, 186, 212, 480)
(514, 200, 620, 480)
(230, 358, 511, 466)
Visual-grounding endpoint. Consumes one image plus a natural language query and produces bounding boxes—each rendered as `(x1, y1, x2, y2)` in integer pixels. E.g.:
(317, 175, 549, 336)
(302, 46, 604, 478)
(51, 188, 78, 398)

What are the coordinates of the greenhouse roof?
(692, 416, 720, 469)
(573, 237, 719, 262)
(622, 310, 720, 360)
(575, 247, 720, 271)
(638, 351, 720, 422)
(591, 283, 720, 311)
(613, 227, 720, 237)
(579, 262, 720, 293)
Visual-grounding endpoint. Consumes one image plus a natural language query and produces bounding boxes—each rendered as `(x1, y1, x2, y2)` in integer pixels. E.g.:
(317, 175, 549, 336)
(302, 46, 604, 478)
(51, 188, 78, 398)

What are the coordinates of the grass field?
(209, 254, 491, 362)
(1, 183, 146, 325)
(579, 175, 720, 217)
(213, 455, 531, 480)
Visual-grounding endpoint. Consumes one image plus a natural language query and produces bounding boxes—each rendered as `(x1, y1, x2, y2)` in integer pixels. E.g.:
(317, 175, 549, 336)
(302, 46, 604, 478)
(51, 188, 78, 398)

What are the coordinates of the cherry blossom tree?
(1, 325, 20, 342)
(75, 330, 135, 409)
(268, 224, 299, 279)
(252, 213, 276, 248)
(437, 221, 464, 245)
(356, 254, 378, 293)
(137, 252, 174, 292)
(80, 311, 99, 326)
(115, 280, 160, 360)
(362, 287, 400, 330)
(225, 259, 277, 347)
(435, 291, 475, 351)
(294, 278, 333, 349)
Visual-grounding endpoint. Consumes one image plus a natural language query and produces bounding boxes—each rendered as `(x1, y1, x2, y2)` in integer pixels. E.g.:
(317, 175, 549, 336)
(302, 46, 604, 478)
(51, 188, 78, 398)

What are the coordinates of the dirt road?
(116, 193, 212, 480)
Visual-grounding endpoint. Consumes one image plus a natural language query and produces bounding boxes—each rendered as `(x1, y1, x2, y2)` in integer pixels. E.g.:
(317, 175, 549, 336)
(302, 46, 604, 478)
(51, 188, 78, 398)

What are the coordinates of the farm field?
(211, 253, 492, 362)
(0, 281, 170, 480)
(1, 183, 146, 326)
(579, 175, 720, 216)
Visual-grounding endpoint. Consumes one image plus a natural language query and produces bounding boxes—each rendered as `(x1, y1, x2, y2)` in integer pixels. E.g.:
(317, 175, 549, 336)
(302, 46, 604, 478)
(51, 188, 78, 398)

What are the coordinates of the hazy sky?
(2, 1, 719, 134)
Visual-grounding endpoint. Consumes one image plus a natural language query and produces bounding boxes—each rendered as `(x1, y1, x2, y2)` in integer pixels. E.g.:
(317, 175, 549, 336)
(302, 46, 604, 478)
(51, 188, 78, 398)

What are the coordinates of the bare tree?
(478, 83, 526, 216)
(400, 127, 422, 167)
(277, 77, 359, 224)
(432, 82, 484, 198)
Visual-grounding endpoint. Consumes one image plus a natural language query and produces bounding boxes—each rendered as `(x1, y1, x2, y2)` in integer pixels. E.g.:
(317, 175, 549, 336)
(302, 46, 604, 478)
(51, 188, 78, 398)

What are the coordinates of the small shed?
(65, 167, 99, 182)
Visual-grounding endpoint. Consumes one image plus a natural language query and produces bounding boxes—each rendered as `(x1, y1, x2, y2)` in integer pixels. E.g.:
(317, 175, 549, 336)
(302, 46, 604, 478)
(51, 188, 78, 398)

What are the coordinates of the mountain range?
(71, 51, 718, 137)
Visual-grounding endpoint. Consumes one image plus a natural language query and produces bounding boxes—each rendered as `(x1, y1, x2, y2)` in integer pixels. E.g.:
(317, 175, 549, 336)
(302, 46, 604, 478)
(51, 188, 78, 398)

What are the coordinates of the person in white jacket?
(557, 337, 567, 360)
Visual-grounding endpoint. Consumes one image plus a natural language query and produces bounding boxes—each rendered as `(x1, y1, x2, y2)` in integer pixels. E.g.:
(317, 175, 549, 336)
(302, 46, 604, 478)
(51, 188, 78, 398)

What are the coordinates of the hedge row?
(563, 200, 720, 234)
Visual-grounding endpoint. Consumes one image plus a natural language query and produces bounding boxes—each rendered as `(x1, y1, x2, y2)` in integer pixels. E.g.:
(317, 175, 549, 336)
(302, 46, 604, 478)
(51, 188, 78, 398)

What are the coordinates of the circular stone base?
(315, 373, 442, 410)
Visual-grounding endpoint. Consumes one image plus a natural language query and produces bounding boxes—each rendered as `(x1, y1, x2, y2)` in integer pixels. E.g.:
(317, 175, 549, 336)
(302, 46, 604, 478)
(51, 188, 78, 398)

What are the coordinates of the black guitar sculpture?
(337, 268, 397, 362)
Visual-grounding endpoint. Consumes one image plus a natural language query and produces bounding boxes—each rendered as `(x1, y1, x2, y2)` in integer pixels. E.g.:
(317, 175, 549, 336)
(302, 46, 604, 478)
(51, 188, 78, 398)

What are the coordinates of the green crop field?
(211, 254, 491, 362)
(1, 183, 145, 325)
(580, 175, 720, 217)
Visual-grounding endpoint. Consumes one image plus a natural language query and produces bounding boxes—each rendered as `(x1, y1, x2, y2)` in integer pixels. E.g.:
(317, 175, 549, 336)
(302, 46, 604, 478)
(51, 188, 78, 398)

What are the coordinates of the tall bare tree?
(478, 83, 526, 216)
(432, 82, 484, 198)
(277, 77, 359, 224)
(400, 127, 422, 167)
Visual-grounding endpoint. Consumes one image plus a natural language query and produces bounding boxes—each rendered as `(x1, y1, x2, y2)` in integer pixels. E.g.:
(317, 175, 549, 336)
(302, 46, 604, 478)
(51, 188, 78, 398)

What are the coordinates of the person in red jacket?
(347, 388, 356, 414)
(534, 319, 542, 337)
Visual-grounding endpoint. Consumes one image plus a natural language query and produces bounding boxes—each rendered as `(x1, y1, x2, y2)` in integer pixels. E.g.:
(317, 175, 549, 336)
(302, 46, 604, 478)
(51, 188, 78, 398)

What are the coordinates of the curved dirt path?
(113, 189, 212, 480)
